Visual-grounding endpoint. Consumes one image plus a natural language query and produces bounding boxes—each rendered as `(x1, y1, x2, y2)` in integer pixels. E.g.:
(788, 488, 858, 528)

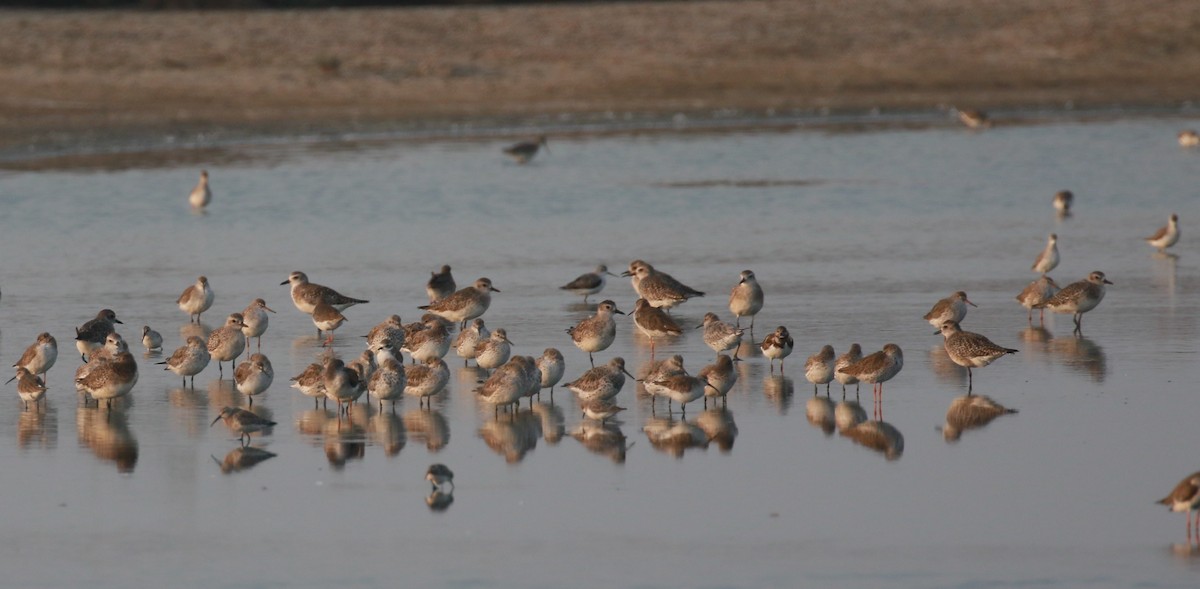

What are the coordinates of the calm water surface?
(1, 116, 1199, 588)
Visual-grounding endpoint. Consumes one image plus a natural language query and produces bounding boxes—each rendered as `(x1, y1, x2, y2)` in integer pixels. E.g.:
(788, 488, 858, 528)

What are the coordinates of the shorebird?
(9, 332, 57, 384)
(833, 343, 863, 397)
(1034, 271, 1112, 333)
(956, 108, 991, 129)
(565, 357, 634, 403)
(13, 367, 47, 410)
(1016, 275, 1061, 323)
(311, 301, 347, 347)
(290, 362, 326, 407)
(698, 354, 737, 408)
(477, 356, 536, 415)
(1053, 190, 1073, 216)
(623, 261, 704, 310)
(76, 344, 138, 409)
(75, 309, 122, 362)
(941, 394, 1017, 442)
(426, 265, 456, 303)
(699, 312, 744, 361)
(1179, 130, 1200, 147)
(937, 321, 1018, 391)
(189, 169, 212, 211)
(368, 356, 406, 410)
(426, 463, 455, 490)
(640, 354, 687, 407)
(177, 275, 214, 323)
(728, 269, 764, 330)
(322, 357, 363, 414)
(567, 300, 624, 367)
(404, 357, 450, 408)
(1158, 471, 1200, 540)
(207, 313, 247, 377)
(403, 317, 452, 363)
(579, 398, 626, 424)
(649, 373, 713, 415)
(503, 135, 549, 164)
(923, 291, 976, 327)
(806, 395, 836, 435)
(452, 318, 489, 366)
(419, 277, 499, 329)
(1031, 233, 1060, 275)
(210, 406, 276, 447)
(158, 335, 210, 388)
(76, 333, 127, 388)
(560, 264, 617, 303)
(240, 298, 275, 352)
(141, 326, 163, 352)
(346, 349, 377, 384)
(475, 328, 514, 372)
(366, 314, 406, 352)
(234, 353, 274, 405)
(631, 298, 682, 357)
(535, 348, 565, 398)
(281, 271, 368, 317)
(838, 343, 904, 419)
(803, 345, 836, 395)
(1145, 213, 1180, 252)
(760, 326, 794, 373)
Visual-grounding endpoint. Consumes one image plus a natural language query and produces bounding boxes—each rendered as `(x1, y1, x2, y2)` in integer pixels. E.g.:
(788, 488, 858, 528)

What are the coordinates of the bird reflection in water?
(530, 401, 565, 445)
(642, 416, 707, 458)
(840, 419, 904, 461)
(77, 405, 138, 473)
(1049, 334, 1108, 383)
(404, 409, 450, 452)
(695, 408, 737, 453)
(805, 395, 835, 436)
(206, 377, 242, 408)
(178, 321, 210, 346)
(426, 489, 454, 512)
(927, 346, 968, 388)
(762, 375, 794, 415)
(370, 409, 406, 457)
(479, 409, 540, 463)
(17, 403, 57, 450)
(572, 420, 630, 463)
(322, 412, 367, 470)
(940, 395, 1018, 443)
(834, 400, 868, 434)
(212, 446, 277, 474)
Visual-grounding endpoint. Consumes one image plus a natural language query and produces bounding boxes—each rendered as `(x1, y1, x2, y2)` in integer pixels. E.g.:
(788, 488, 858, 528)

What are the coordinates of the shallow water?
(1, 115, 1199, 588)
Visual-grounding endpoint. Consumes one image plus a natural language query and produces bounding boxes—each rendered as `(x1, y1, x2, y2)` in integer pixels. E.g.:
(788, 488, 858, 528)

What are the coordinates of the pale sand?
(2, 0, 1199, 154)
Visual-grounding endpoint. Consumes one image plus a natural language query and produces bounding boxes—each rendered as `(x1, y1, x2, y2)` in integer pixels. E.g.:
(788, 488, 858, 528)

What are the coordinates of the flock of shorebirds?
(8, 130, 1196, 527)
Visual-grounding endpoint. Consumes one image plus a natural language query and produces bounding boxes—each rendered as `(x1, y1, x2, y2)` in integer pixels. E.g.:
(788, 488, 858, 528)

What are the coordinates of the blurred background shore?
(2, 0, 1199, 155)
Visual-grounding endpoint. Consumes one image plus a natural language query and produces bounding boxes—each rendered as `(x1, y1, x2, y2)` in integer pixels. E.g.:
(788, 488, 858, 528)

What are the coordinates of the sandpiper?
(803, 344, 836, 395)
(560, 264, 617, 303)
(536, 348, 565, 398)
(189, 169, 212, 211)
(404, 357, 450, 408)
(234, 353, 274, 405)
(631, 298, 682, 357)
(1158, 471, 1200, 539)
(141, 326, 163, 352)
(568, 300, 624, 366)
(366, 314, 406, 352)
(475, 328, 514, 372)
(698, 354, 737, 408)
(503, 135, 549, 164)
(76, 333, 127, 388)
(649, 373, 713, 415)
(210, 406, 276, 447)
(369, 356, 407, 410)
(923, 291, 976, 327)
(158, 335, 210, 388)
(281, 271, 368, 315)
(640, 354, 686, 405)
(426, 265, 456, 303)
(760, 326, 794, 373)
(290, 362, 326, 407)
(1031, 233, 1060, 275)
(1034, 271, 1112, 333)
(322, 356, 363, 414)
(833, 343, 863, 396)
(565, 357, 634, 403)
(76, 345, 138, 409)
(1053, 190, 1073, 216)
(13, 367, 47, 410)
(1145, 213, 1180, 252)
(937, 321, 1018, 391)
(426, 463, 455, 490)
(452, 318, 489, 366)
(346, 349, 377, 384)
(75, 309, 122, 362)
(624, 261, 704, 310)
(403, 317, 452, 363)
(177, 275, 214, 323)
(240, 298, 275, 351)
(207, 313, 247, 377)
(1179, 130, 1200, 147)
(477, 355, 536, 414)
(1016, 275, 1061, 323)
(10, 332, 57, 383)
(728, 269, 764, 330)
(579, 397, 625, 424)
(700, 312, 744, 361)
(419, 277, 499, 329)
(311, 301, 347, 347)
(941, 394, 1017, 442)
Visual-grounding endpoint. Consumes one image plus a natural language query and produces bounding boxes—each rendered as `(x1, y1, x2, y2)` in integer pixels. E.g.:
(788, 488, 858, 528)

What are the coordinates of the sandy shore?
(2, 0, 1199, 155)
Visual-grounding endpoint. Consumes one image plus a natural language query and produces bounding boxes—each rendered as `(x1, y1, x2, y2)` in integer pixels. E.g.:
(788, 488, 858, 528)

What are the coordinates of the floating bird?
(623, 260, 704, 310)
(728, 269, 764, 330)
(176, 275, 214, 324)
(452, 318, 489, 366)
(760, 326, 794, 373)
(234, 353, 274, 405)
(158, 335, 210, 388)
(281, 270, 368, 316)
(1053, 190, 1073, 216)
(568, 300, 624, 367)
(1031, 233, 1060, 275)
(631, 298, 682, 357)
(240, 298, 275, 352)
(475, 328, 514, 372)
(75, 309, 122, 362)
(311, 301, 347, 347)
(699, 312, 744, 361)
(1158, 471, 1200, 540)
(923, 291, 976, 327)
(189, 169, 212, 211)
(1016, 275, 1061, 323)
(698, 354, 737, 408)
(426, 463, 455, 490)
(937, 321, 1018, 391)
(560, 264, 617, 303)
(565, 357, 634, 403)
(419, 277, 499, 329)
(210, 406, 276, 447)
(803, 345, 836, 395)
(1145, 213, 1180, 253)
(1034, 271, 1112, 334)
(941, 394, 1017, 442)
(503, 135, 549, 164)
(10, 332, 57, 384)
(207, 313, 247, 377)
(141, 326, 163, 352)
(404, 357, 450, 408)
(833, 343, 862, 397)
(535, 348, 565, 399)
(1179, 130, 1200, 147)
(426, 265, 456, 303)
(13, 367, 47, 411)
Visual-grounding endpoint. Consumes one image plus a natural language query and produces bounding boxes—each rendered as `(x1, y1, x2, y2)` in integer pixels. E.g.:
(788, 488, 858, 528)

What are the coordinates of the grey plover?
(923, 291, 976, 327)
(1034, 271, 1112, 333)
(560, 264, 617, 303)
(937, 321, 1018, 391)
(567, 300, 624, 366)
